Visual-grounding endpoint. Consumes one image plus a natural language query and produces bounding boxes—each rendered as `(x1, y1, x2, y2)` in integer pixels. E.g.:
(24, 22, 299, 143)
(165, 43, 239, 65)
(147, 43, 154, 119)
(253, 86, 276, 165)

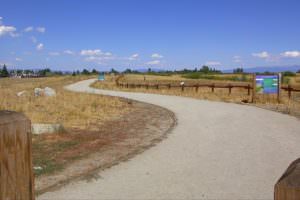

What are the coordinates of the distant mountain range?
(223, 65, 300, 73)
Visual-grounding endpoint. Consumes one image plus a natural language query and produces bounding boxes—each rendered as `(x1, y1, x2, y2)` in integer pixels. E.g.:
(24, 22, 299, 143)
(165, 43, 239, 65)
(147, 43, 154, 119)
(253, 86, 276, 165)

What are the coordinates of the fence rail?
(117, 81, 300, 99)
(117, 82, 253, 96)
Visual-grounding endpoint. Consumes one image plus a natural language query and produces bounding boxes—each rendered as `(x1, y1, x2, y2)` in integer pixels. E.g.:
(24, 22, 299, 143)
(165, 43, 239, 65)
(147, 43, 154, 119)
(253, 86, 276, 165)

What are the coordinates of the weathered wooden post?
(195, 84, 199, 92)
(168, 84, 171, 89)
(211, 84, 215, 93)
(252, 74, 256, 103)
(274, 158, 300, 200)
(228, 84, 232, 95)
(247, 84, 251, 96)
(0, 111, 35, 200)
(288, 85, 292, 99)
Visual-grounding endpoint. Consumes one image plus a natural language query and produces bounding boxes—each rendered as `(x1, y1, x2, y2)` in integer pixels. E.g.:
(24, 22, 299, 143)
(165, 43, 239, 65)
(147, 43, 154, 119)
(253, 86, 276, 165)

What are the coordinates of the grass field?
(0, 75, 132, 176)
(93, 73, 300, 117)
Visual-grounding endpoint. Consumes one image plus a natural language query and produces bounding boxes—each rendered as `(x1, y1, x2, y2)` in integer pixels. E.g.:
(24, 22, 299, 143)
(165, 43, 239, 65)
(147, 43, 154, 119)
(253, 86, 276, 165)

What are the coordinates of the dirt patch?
(35, 99, 176, 195)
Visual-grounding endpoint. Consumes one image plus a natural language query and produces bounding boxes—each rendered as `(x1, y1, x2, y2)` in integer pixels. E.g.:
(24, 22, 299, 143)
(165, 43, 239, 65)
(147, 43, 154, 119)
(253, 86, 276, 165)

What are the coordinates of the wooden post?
(0, 111, 35, 200)
(277, 73, 281, 103)
(146, 84, 149, 89)
(211, 84, 215, 93)
(181, 85, 185, 92)
(247, 84, 251, 96)
(274, 158, 300, 200)
(156, 84, 159, 90)
(195, 84, 199, 92)
(252, 74, 256, 103)
(168, 84, 171, 89)
(288, 85, 292, 99)
(228, 84, 232, 95)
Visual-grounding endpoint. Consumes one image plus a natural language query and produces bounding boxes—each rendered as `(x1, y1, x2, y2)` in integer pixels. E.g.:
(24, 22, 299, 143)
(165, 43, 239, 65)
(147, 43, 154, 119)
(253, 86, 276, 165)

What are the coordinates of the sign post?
(254, 74, 280, 103)
(98, 73, 105, 81)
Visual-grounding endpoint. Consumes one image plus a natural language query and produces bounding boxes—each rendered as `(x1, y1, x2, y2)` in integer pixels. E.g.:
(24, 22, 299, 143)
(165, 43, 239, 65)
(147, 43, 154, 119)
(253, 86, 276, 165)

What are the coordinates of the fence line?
(117, 82, 253, 96)
(116, 81, 300, 98)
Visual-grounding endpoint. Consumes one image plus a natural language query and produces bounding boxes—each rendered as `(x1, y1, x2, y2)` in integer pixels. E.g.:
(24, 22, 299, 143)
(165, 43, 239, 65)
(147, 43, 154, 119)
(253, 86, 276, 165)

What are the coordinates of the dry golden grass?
(93, 74, 300, 117)
(0, 75, 131, 130)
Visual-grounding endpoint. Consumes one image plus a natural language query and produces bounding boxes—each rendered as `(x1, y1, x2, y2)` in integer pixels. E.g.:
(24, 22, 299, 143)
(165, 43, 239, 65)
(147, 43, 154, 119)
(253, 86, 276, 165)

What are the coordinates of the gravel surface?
(39, 79, 300, 200)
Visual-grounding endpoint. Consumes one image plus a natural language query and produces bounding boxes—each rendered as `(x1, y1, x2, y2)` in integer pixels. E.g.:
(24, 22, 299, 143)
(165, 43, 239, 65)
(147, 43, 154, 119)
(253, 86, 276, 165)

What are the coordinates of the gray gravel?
(39, 79, 300, 200)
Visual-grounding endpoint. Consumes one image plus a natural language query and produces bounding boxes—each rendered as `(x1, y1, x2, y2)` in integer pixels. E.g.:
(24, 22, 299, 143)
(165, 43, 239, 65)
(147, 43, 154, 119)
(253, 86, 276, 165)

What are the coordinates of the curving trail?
(39, 79, 300, 200)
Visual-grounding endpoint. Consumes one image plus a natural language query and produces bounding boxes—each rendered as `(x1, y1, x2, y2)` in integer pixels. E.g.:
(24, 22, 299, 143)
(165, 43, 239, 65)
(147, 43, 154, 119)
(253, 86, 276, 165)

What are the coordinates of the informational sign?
(98, 73, 105, 81)
(256, 75, 279, 94)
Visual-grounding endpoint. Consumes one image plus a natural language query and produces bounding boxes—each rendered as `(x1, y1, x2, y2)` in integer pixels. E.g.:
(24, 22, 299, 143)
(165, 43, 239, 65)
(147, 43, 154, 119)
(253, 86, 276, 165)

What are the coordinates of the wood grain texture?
(275, 158, 300, 200)
(0, 111, 35, 200)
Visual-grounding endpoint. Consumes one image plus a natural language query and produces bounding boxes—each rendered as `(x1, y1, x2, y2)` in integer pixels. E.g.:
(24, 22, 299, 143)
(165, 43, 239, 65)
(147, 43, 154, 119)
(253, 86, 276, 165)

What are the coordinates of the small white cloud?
(49, 52, 60, 56)
(151, 53, 163, 59)
(15, 58, 22, 61)
(24, 26, 33, 32)
(80, 49, 102, 56)
(36, 27, 46, 33)
(233, 56, 242, 63)
(36, 43, 44, 51)
(146, 60, 161, 65)
(252, 51, 270, 59)
(63, 50, 74, 55)
(0, 25, 17, 37)
(205, 61, 221, 66)
(280, 51, 300, 58)
(128, 53, 139, 60)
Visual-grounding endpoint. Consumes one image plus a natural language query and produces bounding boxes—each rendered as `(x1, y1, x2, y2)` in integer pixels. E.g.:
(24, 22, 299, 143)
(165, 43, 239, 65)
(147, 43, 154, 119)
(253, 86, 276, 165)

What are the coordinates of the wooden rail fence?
(117, 81, 300, 99)
(0, 111, 35, 200)
(117, 82, 253, 95)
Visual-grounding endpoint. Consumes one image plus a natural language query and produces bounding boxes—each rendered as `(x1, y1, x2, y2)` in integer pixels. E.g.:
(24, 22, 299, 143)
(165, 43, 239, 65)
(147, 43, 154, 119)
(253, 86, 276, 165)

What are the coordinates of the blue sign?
(256, 75, 279, 94)
(98, 73, 105, 81)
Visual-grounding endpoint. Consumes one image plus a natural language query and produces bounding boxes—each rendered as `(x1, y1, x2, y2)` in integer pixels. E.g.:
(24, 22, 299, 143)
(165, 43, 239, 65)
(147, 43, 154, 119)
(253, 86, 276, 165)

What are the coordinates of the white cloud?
(233, 56, 242, 63)
(24, 26, 33, 32)
(205, 61, 221, 66)
(128, 53, 139, 60)
(280, 51, 300, 58)
(63, 50, 74, 55)
(0, 25, 17, 37)
(36, 43, 44, 51)
(252, 51, 270, 59)
(49, 52, 60, 56)
(151, 53, 163, 59)
(15, 58, 22, 61)
(80, 49, 102, 56)
(36, 27, 46, 33)
(146, 60, 161, 65)
(80, 49, 115, 64)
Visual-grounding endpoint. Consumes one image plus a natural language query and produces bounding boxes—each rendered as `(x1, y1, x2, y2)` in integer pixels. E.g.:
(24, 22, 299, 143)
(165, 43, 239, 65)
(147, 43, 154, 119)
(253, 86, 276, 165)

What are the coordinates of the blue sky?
(1, 0, 300, 71)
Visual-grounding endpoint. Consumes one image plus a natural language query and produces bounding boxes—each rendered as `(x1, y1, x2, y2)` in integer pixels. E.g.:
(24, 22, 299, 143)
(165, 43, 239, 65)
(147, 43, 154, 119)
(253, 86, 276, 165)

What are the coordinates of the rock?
(17, 90, 27, 97)
(34, 88, 44, 96)
(44, 87, 56, 96)
(31, 123, 64, 135)
(34, 87, 56, 97)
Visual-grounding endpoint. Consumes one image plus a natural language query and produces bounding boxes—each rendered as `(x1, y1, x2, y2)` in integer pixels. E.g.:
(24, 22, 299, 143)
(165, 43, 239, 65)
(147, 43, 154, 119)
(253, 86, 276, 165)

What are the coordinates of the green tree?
(233, 68, 244, 74)
(1, 64, 9, 77)
(91, 69, 98, 74)
(82, 69, 90, 75)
